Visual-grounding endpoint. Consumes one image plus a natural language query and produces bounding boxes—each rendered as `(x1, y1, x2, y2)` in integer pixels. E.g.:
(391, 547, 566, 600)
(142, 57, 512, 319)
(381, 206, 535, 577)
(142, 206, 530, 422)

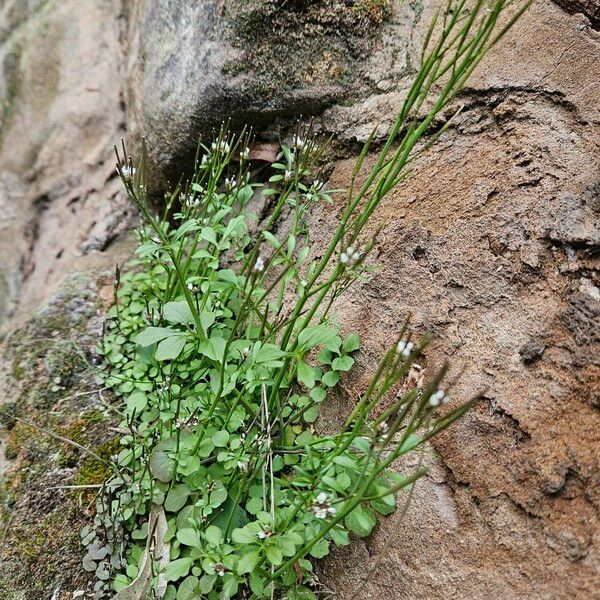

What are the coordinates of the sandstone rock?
(0, 0, 598, 598)
(0, 0, 134, 328)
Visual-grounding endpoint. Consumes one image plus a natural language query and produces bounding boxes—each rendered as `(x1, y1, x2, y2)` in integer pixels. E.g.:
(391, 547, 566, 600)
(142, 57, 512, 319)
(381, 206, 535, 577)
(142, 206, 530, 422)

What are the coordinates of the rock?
(126, 0, 391, 185)
(312, 1, 600, 597)
(0, 0, 134, 328)
(519, 339, 546, 364)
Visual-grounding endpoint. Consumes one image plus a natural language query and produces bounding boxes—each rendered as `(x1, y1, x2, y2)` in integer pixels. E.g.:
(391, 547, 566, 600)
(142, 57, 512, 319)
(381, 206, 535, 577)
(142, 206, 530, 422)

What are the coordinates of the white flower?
(284, 169, 293, 181)
(312, 179, 323, 190)
(396, 340, 414, 358)
(429, 389, 449, 408)
(377, 421, 390, 435)
(120, 165, 136, 179)
(340, 246, 361, 266)
(256, 526, 272, 539)
(254, 256, 265, 272)
(213, 563, 226, 576)
(240, 146, 250, 160)
(225, 176, 237, 190)
(292, 135, 306, 150)
(312, 492, 336, 519)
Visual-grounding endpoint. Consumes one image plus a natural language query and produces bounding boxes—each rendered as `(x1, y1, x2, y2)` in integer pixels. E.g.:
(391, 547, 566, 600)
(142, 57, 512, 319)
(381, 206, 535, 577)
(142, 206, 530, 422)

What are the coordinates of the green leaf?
(204, 525, 223, 546)
(135, 326, 176, 347)
(342, 333, 361, 353)
(200, 336, 227, 362)
(298, 324, 337, 350)
(329, 527, 350, 547)
(254, 343, 286, 364)
(309, 538, 329, 558)
(163, 557, 193, 582)
(344, 505, 377, 538)
(231, 526, 257, 544)
(221, 574, 239, 599)
(176, 528, 200, 548)
(165, 484, 191, 512)
(332, 356, 354, 372)
(310, 386, 326, 402)
(265, 544, 283, 565)
(156, 335, 186, 361)
(163, 301, 194, 324)
(371, 493, 397, 516)
(149, 446, 175, 483)
(198, 574, 217, 594)
(262, 231, 281, 249)
(303, 405, 318, 423)
(249, 573, 264, 596)
(177, 576, 201, 600)
(126, 391, 147, 413)
(212, 430, 230, 447)
(321, 370, 339, 387)
(332, 455, 357, 469)
(237, 550, 261, 575)
(297, 360, 315, 388)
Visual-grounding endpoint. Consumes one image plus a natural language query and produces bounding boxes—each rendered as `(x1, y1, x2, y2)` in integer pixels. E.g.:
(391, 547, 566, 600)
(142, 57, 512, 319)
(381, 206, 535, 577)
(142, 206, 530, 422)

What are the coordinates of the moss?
(0, 275, 115, 598)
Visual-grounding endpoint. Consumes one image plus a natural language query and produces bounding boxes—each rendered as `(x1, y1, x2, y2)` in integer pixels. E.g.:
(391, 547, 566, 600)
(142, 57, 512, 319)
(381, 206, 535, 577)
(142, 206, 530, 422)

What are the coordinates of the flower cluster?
(340, 245, 361, 266)
(429, 389, 449, 407)
(396, 340, 414, 358)
(312, 493, 336, 519)
(119, 165, 136, 179)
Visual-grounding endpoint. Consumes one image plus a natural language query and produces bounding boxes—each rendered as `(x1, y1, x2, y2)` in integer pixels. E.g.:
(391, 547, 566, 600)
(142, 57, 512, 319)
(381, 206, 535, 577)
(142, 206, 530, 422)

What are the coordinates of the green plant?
(87, 1, 528, 598)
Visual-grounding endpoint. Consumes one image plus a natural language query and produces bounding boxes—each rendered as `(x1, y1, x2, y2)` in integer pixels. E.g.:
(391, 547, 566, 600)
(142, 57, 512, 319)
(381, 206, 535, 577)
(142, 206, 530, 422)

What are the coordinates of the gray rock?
(127, 0, 390, 182)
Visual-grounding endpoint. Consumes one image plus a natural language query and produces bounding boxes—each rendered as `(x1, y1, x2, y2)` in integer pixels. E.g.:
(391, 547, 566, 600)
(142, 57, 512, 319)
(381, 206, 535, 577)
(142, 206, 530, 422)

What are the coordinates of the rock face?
(0, 0, 599, 598)
(0, 0, 134, 327)
(126, 0, 391, 186)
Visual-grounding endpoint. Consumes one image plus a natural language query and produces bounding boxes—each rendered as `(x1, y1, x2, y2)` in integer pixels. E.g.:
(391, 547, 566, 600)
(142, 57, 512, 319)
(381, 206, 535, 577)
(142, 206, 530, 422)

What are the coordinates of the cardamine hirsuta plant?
(83, 1, 529, 598)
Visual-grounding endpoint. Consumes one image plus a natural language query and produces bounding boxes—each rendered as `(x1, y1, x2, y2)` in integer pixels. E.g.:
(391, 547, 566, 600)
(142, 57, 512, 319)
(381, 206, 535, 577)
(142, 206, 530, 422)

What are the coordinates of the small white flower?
(429, 389, 449, 408)
(225, 176, 237, 190)
(352, 251, 361, 261)
(378, 421, 390, 435)
(213, 563, 226, 577)
(347, 245, 354, 256)
(396, 340, 414, 358)
(340, 252, 349, 264)
(292, 135, 306, 150)
(120, 165, 136, 179)
(284, 169, 293, 181)
(240, 147, 250, 160)
(256, 526, 272, 539)
(312, 493, 336, 519)
(312, 179, 323, 190)
(254, 256, 265, 272)
(242, 347, 250, 358)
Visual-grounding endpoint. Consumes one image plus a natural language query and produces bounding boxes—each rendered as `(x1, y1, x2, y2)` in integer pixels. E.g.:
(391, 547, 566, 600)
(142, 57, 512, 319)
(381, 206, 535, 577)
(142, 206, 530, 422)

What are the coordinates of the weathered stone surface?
(0, 0, 598, 598)
(0, 0, 135, 328)
(126, 0, 391, 185)
(312, 2, 600, 597)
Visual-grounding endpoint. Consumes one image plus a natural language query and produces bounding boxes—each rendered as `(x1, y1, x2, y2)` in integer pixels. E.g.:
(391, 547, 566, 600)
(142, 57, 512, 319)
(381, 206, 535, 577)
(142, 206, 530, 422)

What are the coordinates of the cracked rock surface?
(0, 0, 598, 598)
